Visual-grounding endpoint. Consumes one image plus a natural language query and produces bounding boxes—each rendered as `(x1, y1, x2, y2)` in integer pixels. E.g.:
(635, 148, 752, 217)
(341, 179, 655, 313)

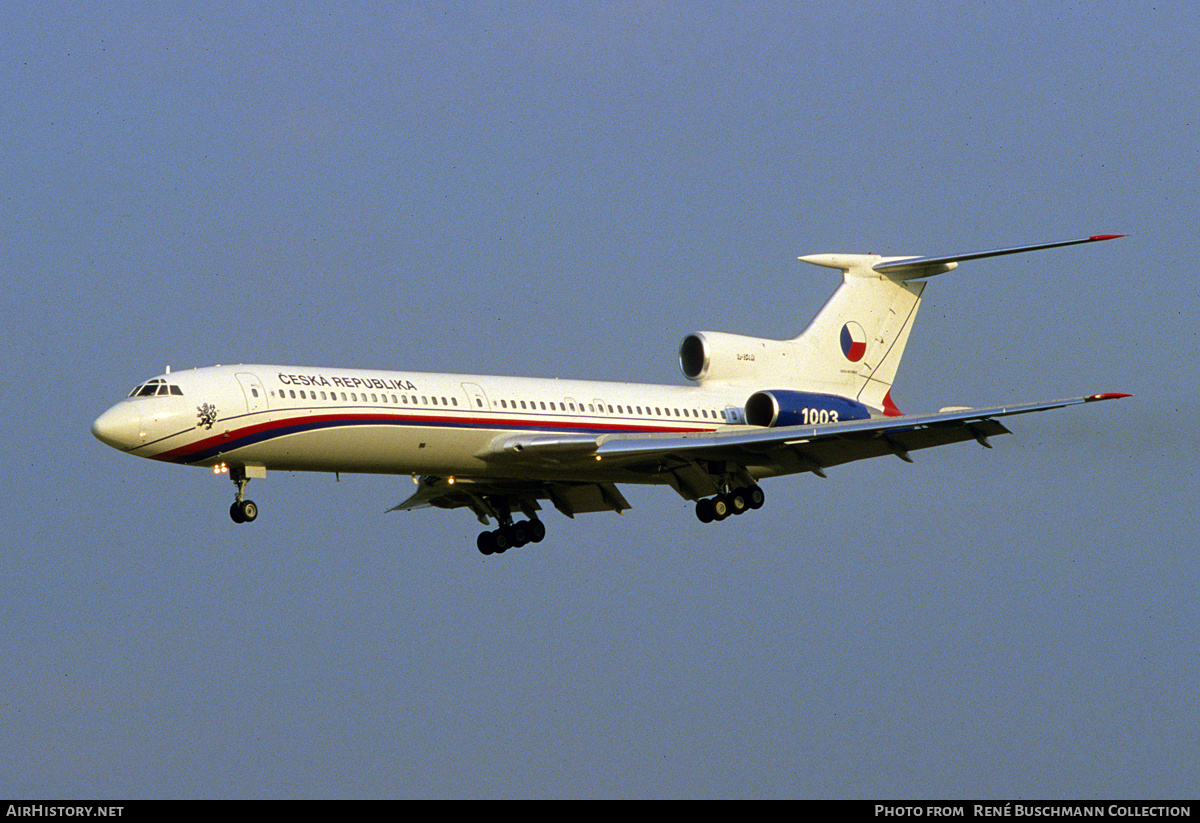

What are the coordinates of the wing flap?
(389, 475, 629, 523)
(546, 482, 631, 518)
(791, 417, 1011, 469)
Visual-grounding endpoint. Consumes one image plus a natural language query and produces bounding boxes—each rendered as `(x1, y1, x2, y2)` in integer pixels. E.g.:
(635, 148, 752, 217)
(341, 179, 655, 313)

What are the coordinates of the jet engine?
(744, 389, 873, 427)
(679, 332, 798, 385)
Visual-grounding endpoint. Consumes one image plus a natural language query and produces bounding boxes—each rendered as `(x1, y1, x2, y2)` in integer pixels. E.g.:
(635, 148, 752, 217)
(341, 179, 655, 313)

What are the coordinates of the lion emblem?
(197, 403, 218, 430)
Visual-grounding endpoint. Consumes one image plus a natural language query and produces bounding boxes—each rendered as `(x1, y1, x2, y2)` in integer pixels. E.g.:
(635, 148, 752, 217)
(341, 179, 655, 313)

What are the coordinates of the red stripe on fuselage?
(156, 410, 715, 464)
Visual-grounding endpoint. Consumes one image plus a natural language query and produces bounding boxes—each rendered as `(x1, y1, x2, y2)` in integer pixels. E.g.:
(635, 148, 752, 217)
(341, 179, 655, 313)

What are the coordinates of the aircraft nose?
(92, 405, 142, 450)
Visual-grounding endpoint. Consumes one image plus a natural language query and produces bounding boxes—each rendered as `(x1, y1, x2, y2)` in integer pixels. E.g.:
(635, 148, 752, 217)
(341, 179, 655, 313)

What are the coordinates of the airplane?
(92, 234, 1129, 555)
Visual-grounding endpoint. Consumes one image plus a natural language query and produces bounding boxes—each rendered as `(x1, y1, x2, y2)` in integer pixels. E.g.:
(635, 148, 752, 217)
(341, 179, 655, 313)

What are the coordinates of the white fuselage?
(93, 364, 769, 484)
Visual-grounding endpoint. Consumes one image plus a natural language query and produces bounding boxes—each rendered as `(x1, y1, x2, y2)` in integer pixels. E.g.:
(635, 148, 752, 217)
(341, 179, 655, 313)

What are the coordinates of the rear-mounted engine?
(679, 332, 798, 385)
(744, 389, 873, 427)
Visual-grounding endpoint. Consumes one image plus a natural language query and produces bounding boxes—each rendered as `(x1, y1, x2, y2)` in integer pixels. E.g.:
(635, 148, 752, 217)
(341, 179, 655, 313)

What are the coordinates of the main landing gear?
(474, 496, 547, 555)
(694, 485, 765, 523)
(477, 519, 546, 555)
(228, 467, 258, 524)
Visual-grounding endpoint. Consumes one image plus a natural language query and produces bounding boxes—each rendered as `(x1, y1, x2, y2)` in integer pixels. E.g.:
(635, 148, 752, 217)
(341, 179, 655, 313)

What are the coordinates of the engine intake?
(679, 332, 798, 385)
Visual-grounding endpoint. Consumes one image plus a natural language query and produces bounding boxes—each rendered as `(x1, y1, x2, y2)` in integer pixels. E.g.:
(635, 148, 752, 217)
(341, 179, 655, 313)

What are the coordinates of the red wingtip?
(1088, 234, 1126, 241)
(1085, 392, 1132, 401)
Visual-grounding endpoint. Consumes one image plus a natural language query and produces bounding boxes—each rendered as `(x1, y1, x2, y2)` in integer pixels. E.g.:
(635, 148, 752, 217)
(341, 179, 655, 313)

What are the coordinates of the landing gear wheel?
(477, 531, 497, 555)
(746, 485, 765, 509)
(729, 489, 748, 515)
(711, 495, 731, 521)
(493, 528, 512, 554)
(696, 498, 715, 523)
(230, 499, 257, 523)
(527, 519, 547, 543)
(510, 521, 530, 548)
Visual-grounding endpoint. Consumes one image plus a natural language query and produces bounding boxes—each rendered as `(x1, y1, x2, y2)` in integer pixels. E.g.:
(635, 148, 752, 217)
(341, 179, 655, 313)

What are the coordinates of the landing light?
(213, 463, 229, 475)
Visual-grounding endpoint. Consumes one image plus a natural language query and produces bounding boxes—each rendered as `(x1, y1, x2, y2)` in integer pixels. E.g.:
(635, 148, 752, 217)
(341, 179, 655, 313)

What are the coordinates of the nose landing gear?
(227, 466, 259, 524)
(230, 498, 258, 523)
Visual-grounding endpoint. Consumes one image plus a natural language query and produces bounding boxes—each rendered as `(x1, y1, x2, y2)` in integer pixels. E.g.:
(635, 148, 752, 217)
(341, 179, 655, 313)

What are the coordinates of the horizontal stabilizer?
(873, 234, 1125, 278)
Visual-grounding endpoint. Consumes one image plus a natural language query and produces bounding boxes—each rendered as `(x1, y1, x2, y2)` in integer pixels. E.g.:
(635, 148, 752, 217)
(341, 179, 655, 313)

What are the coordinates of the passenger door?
(236, 372, 267, 414)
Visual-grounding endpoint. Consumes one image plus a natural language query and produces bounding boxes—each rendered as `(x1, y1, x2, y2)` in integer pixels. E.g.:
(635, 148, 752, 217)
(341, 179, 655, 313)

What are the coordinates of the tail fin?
(790, 235, 1124, 413)
(791, 254, 926, 413)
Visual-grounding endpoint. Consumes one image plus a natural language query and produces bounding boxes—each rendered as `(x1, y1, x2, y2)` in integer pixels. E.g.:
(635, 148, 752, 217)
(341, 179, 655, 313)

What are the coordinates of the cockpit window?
(128, 378, 184, 398)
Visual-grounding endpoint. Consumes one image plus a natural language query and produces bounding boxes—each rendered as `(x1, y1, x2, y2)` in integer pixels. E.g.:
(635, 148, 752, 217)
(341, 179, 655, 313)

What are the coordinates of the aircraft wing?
(391, 393, 1127, 515)
(591, 394, 1128, 482)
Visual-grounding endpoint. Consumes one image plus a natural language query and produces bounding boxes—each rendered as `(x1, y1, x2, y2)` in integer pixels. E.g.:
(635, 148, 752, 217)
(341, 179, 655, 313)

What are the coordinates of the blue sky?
(2, 1, 1197, 798)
